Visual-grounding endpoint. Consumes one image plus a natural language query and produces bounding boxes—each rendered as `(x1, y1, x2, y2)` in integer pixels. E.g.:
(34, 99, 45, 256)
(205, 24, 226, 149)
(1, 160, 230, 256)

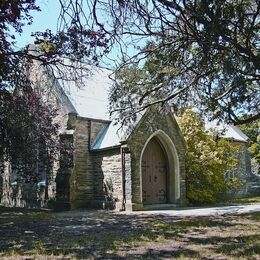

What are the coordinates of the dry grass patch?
(0, 208, 259, 259)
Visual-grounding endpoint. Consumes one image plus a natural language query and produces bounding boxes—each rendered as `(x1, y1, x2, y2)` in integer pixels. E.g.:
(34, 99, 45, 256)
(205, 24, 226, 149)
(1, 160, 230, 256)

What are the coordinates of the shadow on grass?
(104, 248, 200, 259)
(221, 196, 260, 206)
(244, 211, 260, 221)
(215, 234, 260, 257)
(0, 207, 259, 259)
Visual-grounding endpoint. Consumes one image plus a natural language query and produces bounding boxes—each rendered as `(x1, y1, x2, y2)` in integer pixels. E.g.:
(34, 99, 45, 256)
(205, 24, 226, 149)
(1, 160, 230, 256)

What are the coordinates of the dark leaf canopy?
(89, 0, 260, 125)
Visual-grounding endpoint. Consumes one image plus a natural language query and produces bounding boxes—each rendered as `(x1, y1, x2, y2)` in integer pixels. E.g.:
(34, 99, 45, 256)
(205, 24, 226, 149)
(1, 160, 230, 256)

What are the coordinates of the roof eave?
(90, 144, 121, 152)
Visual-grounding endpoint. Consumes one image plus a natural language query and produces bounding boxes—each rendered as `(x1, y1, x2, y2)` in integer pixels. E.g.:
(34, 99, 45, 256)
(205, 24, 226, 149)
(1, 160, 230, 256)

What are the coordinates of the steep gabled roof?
(205, 121, 248, 143)
(53, 63, 113, 120)
(91, 122, 123, 150)
(49, 61, 249, 149)
(227, 125, 248, 142)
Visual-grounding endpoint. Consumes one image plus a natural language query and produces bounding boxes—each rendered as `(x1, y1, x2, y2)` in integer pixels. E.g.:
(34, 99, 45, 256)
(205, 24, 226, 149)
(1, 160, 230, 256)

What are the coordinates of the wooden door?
(142, 138, 167, 204)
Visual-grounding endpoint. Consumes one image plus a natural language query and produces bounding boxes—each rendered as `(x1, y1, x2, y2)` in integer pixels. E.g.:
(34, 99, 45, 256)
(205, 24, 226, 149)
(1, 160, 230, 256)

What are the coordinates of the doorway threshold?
(143, 204, 178, 210)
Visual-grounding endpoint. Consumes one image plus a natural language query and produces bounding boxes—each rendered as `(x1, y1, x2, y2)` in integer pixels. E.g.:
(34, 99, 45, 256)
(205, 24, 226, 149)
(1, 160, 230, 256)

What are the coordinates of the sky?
(14, 0, 60, 49)
(14, 0, 141, 69)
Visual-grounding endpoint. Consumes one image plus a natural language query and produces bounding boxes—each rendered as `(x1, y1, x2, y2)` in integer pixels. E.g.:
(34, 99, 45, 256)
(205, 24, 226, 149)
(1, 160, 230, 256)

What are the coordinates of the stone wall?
(29, 61, 70, 133)
(0, 62, 72, 208)
(124, 152, 132, 210)
(0, 136, 57, 208)
(236, 142, 252, 179)
(69, 107, 188, 211)
(70, 118, 92, 208)
(69, 117, 122, 209)
(227, 141, 259, 198)
(1, 162, 15, 206)
(94, 149, 123, 209)
(126, 106, 187, 209)
(55, 133, 74, 210)
(0, 160, 48, 208)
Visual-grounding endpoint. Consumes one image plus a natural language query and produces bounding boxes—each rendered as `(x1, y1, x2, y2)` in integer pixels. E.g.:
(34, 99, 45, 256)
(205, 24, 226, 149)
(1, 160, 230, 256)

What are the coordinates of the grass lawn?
(221, 196, 260, 205)
(0, 205, 259, 259)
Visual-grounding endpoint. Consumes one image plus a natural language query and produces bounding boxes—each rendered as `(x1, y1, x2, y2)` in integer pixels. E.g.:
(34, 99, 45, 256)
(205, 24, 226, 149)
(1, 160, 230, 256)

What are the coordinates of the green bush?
(178, 109, 240, 205)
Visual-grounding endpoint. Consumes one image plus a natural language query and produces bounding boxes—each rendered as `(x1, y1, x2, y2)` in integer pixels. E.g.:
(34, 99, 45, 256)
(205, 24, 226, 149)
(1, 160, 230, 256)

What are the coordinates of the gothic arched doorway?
(141, 137, 168, 204)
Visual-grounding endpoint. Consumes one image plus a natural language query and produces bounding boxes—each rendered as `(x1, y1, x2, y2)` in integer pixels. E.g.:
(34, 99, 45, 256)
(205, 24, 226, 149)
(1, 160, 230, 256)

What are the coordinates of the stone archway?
(140, 130, 180, 205)
(141, 137, 168, 204)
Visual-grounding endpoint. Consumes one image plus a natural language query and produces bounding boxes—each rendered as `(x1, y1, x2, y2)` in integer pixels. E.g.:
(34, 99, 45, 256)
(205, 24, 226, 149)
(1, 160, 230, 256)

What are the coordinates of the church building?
(0, 61, 255, 210)
(42, 62, 187, 211)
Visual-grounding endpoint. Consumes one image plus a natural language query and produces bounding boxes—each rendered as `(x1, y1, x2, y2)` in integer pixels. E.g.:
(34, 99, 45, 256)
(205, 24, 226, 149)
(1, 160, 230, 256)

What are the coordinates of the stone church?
(0, 60, 256, 210)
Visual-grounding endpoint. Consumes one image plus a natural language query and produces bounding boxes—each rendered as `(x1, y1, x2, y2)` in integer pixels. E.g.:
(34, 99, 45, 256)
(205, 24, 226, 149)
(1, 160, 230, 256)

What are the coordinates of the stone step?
(143, 203, 178, 210)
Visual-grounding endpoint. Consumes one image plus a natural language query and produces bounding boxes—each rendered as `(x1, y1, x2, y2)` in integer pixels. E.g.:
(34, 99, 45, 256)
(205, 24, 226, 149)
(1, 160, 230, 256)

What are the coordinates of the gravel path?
(54, 203, 260, 218)
(122, 203, 260, 217)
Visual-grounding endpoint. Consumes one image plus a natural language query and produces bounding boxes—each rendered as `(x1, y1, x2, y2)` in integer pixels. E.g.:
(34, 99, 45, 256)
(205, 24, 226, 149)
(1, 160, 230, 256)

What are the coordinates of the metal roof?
(205, 121, 248, 143)
(91, 123, 123, 150)
(52, 62, 249, 148)
(53, 63, 113, 120)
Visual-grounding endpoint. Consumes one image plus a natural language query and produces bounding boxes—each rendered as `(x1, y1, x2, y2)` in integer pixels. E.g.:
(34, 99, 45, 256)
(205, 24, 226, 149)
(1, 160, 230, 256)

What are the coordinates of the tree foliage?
(0, 87, 59, 182)
(88, 0, 260, 125)
(0, 1, 110, 178)
(177, 109, 240, 204)
(1, 0, 259, 182)
(0, 0, 110, 76)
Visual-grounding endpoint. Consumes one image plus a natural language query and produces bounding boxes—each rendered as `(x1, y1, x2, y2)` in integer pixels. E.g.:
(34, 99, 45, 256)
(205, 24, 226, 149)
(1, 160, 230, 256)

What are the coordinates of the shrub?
(178, 109, 240, 205)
